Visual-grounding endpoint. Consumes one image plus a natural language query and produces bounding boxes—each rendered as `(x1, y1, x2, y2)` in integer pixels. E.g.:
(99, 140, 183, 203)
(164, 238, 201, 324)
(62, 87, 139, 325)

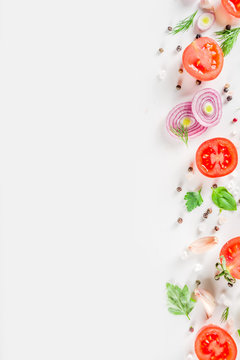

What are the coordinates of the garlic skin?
(188, 236, 218, 254)
(200, 0, 214, 11)
(194, 288, 216, 318)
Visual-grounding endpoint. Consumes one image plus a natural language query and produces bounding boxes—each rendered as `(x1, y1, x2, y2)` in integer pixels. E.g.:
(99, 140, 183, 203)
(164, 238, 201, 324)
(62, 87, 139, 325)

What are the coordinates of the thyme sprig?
(171, 11, 198, 35)
(215, 27, 240, 56)
(221, 307, 229, 323)
(170, 124, 188, 146)
(215, 255, 236, 287)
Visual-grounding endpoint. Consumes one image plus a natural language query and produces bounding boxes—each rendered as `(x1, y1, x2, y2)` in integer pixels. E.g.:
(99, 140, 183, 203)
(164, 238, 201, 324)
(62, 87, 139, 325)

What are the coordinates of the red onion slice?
(166, 102, 207, 140)
(192, 88, 222, 128)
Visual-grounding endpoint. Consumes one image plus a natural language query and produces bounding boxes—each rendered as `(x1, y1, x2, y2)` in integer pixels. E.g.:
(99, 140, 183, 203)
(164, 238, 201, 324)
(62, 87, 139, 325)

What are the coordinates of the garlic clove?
(188, 236, 218, 254)
(200, 0, 214, 12)
(194, 288, 216, 318)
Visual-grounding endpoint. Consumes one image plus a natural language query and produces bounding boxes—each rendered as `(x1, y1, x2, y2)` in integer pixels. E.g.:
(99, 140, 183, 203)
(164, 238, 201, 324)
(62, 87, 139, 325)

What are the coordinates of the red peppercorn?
(233, 118, 238, 123)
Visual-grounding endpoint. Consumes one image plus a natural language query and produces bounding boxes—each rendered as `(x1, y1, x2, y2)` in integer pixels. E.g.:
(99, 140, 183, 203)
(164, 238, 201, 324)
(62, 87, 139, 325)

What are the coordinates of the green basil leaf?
(212, 186, 237, 211)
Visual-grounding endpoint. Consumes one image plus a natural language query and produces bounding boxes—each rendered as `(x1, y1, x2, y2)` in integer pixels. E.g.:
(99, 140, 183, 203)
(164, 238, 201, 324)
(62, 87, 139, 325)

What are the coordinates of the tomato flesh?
(195, 325, 237, 360)
(196, 138, 238, 178)
(182, 37, 224, 81)
(222, 0, 240, 18)
(220, 237, 240, 279)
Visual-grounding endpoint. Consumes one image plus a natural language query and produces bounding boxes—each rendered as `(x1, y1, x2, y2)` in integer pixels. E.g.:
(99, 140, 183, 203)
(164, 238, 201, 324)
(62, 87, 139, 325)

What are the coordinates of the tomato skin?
(195, 325, 237, 360)
(222, 0, 240, 18)
(183, 37, 224, 81)
(196, 138, 238, 178)
(220, 237, 240, 279)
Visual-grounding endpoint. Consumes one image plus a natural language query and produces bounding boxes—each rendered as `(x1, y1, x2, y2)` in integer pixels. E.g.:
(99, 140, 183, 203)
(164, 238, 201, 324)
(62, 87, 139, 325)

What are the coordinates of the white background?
(1, 0, 240, 359)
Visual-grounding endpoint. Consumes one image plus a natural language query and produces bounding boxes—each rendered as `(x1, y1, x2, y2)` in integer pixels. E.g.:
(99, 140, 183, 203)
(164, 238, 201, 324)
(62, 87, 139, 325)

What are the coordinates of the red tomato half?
(196, 138, 238, 178)
(182, 37, 224, 81)
(220, 237, 240, 279)
(222, 0, 240, 18)
(195, 325, 237, 360)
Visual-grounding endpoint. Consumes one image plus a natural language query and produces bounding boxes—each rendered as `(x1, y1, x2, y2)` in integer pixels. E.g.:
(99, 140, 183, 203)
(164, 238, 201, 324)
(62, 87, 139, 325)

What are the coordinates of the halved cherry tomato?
(182, 37, 224, 81)
(220, 237, 240, 279)
(222, 0, 240, 18)
(195, 325, 237, 360)
(196, 138, 238, 178)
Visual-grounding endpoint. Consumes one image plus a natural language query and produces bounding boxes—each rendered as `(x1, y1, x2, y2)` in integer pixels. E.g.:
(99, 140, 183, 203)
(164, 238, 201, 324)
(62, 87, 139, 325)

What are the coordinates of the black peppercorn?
(196, 80, 201, 85)
(168, 26, 172, 32)
(224, 87, 229, 93)
(227, 96, 233, 102)
(159, 48, 164, 53)
(214, 226, 219, 231)
(196, 280, 201, 286)
(212, 184, 218, 189)
(176, 84, 181, 90)
(178, 68, 183, 74)
(176, 45, 182, 52)
(196, 34, 201, 39)
(226, 24, 231, 30)
(188, 166, 193, 172)
(203, 213, 208, 219)
(177, 186, 182, 192)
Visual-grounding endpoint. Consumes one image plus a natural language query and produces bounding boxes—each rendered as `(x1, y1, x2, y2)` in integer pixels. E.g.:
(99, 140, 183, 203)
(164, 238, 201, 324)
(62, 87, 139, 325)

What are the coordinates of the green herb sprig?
(166, 283, 195, 320)
(170, 125, 188, 146)
(171, 11, 198, 35)
(212, 186, 237, 212)
(215, 255, 236, 287)
(221, 307, 229, 323)
(215, 27, 240, 56)
(184, 189, 203, 212)
(238, 330, 240, 337)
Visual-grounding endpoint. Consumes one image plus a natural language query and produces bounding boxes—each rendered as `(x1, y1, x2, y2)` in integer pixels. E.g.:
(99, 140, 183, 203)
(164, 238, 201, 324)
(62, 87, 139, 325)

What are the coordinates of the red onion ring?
(192, 88, 222, 128)
(166, 102, 207, 139)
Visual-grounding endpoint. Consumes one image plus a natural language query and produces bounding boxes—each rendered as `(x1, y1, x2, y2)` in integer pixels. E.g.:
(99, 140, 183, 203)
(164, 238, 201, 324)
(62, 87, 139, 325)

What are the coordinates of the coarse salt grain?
(218, 215, 227, 225)
(194, 263, 203, 272)
(180, 249, 189, 260)
(186, 354, 194, 360)
(198, 224, 206, 233)
(157, 70, 166, 81)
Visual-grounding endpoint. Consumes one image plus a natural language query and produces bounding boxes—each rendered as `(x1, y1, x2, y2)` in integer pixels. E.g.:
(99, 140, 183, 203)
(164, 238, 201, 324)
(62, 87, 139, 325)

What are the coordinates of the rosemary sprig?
(171, 11, 198, 35)
(221, 307, 229, 323)
(215, 27, 240, 56)
(215, 255, 236, 287)
(170, 124, 188, 146)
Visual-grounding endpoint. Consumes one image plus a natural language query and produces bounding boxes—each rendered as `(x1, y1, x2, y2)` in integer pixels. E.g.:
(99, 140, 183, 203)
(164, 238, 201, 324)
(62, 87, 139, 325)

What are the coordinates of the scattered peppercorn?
(196, 80, 201, 85)
(168, 26, 172, 32)
(215, 274, 220, 281)
(238, 199, 240, 204)
(228, 282, 234, 288)
(224, 87, 229, 93)
(178, 68, 183, 74)
(188, 166, 193, 172)
(177, 217, 183, 224)
(233, 118, 238, 123)
(214, 226, 220, 231)
(176, 84, 181, 90)
(227, 95, 233, 102)
(226, 24, 231, 30)
(213, 184, 218, 189)
(196, 280, 201, 286)
(196, 34, 201, 39)
(203, 212, 208, 219)
(189, 326, 194, 333)
(225, 83, 230, 89)
(207, 208, 212, 215)
(177, 186, 182, 192)
(159, 48, 164, 53)
(176, 45, 182, 52)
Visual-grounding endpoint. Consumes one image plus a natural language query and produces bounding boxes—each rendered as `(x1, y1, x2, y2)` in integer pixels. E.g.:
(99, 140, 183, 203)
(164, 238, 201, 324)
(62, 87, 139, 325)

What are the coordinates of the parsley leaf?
(166, 283, 195, 320)
(212, 187, 237, 211)
(184, 190, 203, 212)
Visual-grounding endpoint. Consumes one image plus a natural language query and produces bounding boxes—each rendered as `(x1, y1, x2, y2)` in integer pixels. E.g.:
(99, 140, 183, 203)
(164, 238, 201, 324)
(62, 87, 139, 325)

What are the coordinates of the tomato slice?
(222, 0, 240, 18)
(196, 138, 238, 178)
(220, 237, 240, 279)
(195, 325, 237, 360)
(182, 37, 224, 81)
